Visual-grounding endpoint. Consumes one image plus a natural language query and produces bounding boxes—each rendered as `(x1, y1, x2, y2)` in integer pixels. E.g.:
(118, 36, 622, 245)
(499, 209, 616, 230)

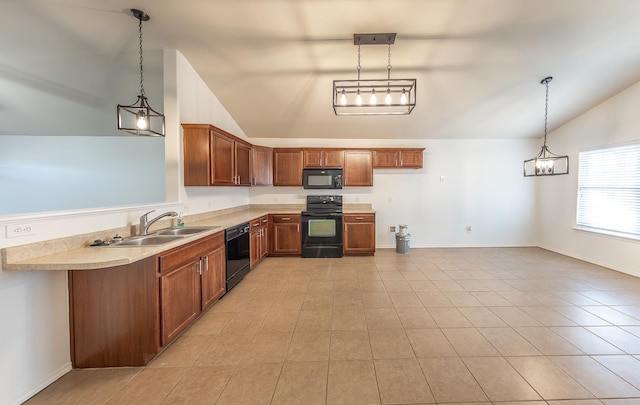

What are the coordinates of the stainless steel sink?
(155, 226, 217, 236)
(108, 235, 185, 247)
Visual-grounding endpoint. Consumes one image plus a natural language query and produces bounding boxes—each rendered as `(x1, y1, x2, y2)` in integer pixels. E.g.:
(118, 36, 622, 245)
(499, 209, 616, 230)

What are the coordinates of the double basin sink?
(107, 226, 219, 247)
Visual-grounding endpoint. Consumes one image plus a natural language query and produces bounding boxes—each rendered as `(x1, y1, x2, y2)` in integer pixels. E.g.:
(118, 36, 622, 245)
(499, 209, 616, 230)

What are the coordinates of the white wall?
(250, 138, 538, 248)
(175, 50, 250, 214)
(537, 81, 640, 276)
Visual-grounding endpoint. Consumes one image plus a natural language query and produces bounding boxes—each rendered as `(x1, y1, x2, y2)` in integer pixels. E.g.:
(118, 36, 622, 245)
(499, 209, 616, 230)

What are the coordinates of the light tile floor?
(26, 247, 640, 404)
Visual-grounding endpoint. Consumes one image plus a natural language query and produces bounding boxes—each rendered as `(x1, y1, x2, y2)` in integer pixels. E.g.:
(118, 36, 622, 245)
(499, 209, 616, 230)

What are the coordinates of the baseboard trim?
(9, 362, 72, 405)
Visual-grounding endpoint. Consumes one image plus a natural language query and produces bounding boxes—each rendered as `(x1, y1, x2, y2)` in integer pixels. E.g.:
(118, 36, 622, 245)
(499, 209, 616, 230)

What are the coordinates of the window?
(576, 143, 640, 239)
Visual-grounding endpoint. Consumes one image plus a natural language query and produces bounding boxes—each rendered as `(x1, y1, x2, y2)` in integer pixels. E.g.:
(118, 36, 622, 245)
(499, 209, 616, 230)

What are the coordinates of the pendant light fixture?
(523, 76, 568, 176)
(333, 33, 416, 116)
(117, 8, 165, 137)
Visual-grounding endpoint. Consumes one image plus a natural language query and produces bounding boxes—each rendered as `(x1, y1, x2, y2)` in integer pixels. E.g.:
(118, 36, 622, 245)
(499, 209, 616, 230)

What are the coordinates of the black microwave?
(303, 168, 343, 189)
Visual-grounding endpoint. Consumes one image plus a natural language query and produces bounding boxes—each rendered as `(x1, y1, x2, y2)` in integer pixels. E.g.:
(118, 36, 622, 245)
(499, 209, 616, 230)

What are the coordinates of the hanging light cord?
(542, 78, 550, 152)
(387, 43, 392, 83)
(356, 44, 361, 84)
(138, 16, 145, 97)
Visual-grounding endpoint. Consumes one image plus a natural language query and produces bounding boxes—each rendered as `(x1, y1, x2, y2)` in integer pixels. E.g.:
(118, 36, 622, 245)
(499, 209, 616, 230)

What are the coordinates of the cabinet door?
(273, 149, 304, 186)
(252, 146, 273, 186)
(323, 150, 344, 167)
(182, 124, 212, 186)
(398, 150, 423, 168)
(201, 245, 226, 310)
(260, 218, 269, 260)
(235, 142, 252, 186)
(269, 215, 301, 255)
(343, 214, 376, 255)
(343, 150, 373, 186)
(249, 227, 261, 268)
(160, 260, 201, 346)
(303, 150, 323, 168)
(211, 129, 235, 185)
(373, 150, 400, 168)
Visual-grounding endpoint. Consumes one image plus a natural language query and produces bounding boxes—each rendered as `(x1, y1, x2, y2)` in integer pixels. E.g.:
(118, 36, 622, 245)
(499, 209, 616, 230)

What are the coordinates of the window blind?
(577, 143, 640, 238)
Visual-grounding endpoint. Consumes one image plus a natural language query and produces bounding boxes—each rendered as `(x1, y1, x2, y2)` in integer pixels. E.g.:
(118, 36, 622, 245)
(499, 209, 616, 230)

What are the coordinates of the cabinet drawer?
(270, 214, 301, 224)
(158, 232, 224, 272)
(344, 213, 375, 223)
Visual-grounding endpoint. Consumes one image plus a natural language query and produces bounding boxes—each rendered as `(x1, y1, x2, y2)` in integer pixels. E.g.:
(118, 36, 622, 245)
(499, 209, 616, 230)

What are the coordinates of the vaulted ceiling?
(3, 0, 640, 140)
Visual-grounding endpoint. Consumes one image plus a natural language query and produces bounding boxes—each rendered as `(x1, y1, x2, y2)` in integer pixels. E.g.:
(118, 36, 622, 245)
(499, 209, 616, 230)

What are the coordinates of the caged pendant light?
(117, 8, 165, 137)
(333, 33, 416, 116)
(523, 76, 568, 176)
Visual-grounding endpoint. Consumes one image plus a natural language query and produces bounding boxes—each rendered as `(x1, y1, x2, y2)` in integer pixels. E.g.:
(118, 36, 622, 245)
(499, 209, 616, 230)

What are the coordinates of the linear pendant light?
(117, 8, 165, 137)
(333, 33, 416, 116)
(523, 76, 568, 176)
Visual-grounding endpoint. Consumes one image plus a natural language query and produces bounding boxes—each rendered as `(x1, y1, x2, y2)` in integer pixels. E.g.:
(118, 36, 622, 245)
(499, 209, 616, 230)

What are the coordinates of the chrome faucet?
(139, 210, 178, 235)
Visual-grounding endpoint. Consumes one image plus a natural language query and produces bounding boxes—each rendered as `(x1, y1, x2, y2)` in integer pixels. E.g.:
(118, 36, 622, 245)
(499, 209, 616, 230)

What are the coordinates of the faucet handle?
(141, 210, 155, 219)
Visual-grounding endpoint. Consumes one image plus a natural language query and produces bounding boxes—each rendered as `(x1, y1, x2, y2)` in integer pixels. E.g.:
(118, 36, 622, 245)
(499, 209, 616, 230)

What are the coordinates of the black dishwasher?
(225, 222, 250, 292)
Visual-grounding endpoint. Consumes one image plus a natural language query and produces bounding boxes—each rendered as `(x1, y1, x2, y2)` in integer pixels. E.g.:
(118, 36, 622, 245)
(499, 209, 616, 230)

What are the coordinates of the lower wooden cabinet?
(158, 232, 225, 346)
(69, 231, 225, 368)
(343, 213, 376, 255)
(69, 257, 159, 368)
(269, 214, 301, 255)
(250, 215, 269, 268)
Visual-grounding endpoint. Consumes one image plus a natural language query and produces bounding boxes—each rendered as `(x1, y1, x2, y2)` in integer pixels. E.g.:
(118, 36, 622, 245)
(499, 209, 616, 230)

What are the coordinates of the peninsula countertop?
(2, 205, 374, 271)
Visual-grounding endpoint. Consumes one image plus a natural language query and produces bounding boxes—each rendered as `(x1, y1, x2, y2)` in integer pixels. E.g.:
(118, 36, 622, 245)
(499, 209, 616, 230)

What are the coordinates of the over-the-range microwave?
(302, 168, 343, 189)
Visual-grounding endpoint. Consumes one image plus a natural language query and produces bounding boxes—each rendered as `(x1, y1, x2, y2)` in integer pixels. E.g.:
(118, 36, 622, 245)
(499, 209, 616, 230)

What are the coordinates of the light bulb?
(400, 89, 407, 105)
(369, 89, 377, 105)
(339, 89, 347, 106)
(136, 110, 148, 130)
(385, 89, 392, 105)
(356, 90, 363, 106)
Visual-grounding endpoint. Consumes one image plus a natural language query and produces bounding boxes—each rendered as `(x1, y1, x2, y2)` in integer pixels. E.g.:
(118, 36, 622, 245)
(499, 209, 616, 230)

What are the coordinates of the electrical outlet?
(388, 195, 393, 203)
(465, 225, 472, 232)
(389, 225, 397, 233)
(6, 224, 35, 238)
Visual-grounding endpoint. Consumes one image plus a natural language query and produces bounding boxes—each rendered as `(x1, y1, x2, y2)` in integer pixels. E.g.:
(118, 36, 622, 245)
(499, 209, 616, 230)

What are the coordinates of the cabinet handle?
(395, 159, 398, 167)
(261, 219, 268, 224)
(281, 217, 291, 221)
(355, 217, 365, 220)
(205, 256, 209, 272)
(198, 259, 203, 276)
(237, 175, 241, 184)
(296, 224, 300, 232)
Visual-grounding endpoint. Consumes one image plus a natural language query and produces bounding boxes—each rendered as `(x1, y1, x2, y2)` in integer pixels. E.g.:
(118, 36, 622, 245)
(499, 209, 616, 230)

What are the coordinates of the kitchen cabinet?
(269, 214, 301, 255)
(343, 150, 373, 186)
(69, 257, 159, 368)
(69, 232, 226, 368)
(250, 215, 269, 268)
(343, 213, 376, 255)
(182, 123, 251, 186)
(252, 145, 273, 186)
(158, 232, 226, 346)
(303, 148, 344, 168)
(273, 148, 304, 186)
(373, 149, 424, 169)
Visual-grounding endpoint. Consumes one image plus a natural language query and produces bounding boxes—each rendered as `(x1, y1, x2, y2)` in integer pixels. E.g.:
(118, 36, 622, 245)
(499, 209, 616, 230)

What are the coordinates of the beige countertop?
(2, 204, 374, 271)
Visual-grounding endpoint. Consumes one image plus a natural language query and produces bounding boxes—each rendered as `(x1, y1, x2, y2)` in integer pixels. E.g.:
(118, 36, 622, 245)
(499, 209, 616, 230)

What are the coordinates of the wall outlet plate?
(389, 225, 397, 233)
(6, 224, 35, 238)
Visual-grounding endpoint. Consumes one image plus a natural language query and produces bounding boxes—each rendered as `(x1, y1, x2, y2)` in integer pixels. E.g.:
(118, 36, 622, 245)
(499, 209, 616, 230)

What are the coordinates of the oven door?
(301, 212, 343, 258)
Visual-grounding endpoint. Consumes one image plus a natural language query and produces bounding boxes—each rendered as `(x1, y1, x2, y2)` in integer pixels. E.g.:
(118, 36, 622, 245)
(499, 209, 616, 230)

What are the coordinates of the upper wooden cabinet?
(343, 150, 373, 186)
(251, 145, 273, 186)
(273, 148, 304, 186)
(373, 148, 425, 169)
(182, 124, 252, 186)
(303, 149, 344, 168)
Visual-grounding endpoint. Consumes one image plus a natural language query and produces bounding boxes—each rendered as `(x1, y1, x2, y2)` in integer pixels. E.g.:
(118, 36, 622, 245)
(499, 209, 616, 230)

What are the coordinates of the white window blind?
(577, 143, 640, 238)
